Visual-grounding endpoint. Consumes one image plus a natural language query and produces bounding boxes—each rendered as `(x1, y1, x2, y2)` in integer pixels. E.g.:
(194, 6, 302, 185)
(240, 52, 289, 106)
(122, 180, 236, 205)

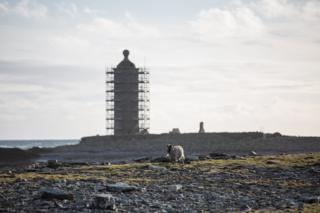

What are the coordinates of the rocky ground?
(0, 152, 319, 212)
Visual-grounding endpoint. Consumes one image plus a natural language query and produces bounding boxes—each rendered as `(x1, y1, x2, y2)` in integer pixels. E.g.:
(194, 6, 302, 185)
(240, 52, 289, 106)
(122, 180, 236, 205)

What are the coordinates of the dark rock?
(266, 160, 281, 165)
(47, 160, 60, 169)
(198, 155, 210, 160)
(0, 148, 39, 164)
(40, 187, 73, 200)
(300, 196, 320, 204)
(106, 182, 139, 192)
(151, 157, 170, 163)
(209, 152, 230, 159)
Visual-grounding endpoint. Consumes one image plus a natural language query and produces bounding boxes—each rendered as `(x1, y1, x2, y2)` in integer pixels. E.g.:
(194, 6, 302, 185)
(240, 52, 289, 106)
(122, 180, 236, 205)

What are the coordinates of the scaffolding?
(106, 67, 150, 135)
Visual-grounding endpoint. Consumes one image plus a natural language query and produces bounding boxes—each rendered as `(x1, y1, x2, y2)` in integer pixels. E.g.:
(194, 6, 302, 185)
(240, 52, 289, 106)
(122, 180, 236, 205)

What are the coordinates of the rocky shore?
(1, 152, 319, 212)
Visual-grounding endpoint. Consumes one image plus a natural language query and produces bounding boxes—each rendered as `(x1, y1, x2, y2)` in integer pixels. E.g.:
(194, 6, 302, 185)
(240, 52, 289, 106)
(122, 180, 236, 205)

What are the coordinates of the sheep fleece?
(169, 145, 185, 162)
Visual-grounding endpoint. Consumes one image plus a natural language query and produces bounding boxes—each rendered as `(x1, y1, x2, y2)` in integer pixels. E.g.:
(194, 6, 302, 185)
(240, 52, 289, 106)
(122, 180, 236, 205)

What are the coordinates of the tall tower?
(106, 50, 150, 135)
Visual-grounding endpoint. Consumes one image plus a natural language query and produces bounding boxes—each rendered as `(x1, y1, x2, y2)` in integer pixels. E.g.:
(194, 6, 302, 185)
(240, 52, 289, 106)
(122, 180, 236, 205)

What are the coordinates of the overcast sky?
(0, 0, 319, 139)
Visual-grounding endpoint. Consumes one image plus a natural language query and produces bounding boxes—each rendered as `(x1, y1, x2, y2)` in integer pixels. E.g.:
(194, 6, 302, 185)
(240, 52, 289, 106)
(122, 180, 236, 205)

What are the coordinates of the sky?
(0, 0, 319, 139)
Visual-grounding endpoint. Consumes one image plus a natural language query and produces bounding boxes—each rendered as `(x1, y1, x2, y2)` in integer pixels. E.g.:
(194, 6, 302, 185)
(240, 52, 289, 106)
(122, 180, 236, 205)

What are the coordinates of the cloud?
(189, 0, 320, 46)
(0, 1, 8, 15)
(56, 2, 78, 17)
(0, 0, 47, 18)
(0, 60, 106, 138)
(189, 7, 265, 41)
(13, 0, 47, 18)
(76, 16, 160, 39)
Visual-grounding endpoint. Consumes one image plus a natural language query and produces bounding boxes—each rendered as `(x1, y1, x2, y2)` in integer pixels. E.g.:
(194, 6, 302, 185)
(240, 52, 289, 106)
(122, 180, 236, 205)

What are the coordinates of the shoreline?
(1, 132, 320, 168)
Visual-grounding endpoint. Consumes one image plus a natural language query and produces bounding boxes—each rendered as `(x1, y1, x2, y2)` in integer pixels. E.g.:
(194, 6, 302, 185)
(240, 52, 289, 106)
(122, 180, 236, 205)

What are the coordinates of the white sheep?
(167, 144, 185, 163)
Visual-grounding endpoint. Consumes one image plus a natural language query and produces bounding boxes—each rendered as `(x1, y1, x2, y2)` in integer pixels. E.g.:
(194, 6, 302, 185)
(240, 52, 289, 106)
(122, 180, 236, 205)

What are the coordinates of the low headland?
(1, 132, 320, 167)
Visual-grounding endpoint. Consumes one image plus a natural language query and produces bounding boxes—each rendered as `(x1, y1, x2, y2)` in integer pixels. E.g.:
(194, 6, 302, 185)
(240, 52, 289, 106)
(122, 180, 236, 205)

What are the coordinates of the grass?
(273, 203, 320, 213)
(1, 153, 319, 184)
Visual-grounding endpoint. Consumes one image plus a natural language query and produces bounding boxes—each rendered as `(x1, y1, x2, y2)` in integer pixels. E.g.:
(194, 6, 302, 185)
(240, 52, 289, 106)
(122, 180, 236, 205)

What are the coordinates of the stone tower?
(106, 50, 150, 135)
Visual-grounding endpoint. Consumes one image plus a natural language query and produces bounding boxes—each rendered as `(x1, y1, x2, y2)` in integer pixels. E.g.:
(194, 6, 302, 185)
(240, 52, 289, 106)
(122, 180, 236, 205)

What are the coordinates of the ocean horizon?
(0, 139, 79, 150)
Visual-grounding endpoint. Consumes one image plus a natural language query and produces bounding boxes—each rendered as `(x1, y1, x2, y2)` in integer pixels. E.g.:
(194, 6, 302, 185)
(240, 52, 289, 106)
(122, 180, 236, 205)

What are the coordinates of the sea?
(0, 140, 79, 150)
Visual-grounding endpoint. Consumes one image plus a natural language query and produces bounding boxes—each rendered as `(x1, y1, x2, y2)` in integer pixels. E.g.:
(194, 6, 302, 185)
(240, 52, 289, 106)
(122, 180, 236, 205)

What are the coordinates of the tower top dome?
(116, 49, 135, 68)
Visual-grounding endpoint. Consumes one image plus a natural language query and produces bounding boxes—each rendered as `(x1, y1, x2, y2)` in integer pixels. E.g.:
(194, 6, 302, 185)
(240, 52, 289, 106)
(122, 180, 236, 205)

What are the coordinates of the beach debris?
(40, 187, 73, 200)
(93, 193, 116, 210)
(106, 182, 139, 192)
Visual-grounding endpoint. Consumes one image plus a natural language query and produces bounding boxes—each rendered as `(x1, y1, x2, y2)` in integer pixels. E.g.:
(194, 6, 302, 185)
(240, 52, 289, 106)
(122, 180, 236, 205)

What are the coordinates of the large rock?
(93, 193, 116, 210)
(300, 196, 320, 204)
(106, 182, 139, 192)
(40, 187, 73, 200)
(47, 160, 60, 169)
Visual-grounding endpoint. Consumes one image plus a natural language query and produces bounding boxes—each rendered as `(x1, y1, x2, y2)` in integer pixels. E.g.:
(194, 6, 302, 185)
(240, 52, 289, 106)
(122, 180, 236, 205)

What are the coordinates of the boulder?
(40, 187, 73, 200)
(47, 160, 60, 169)
(300, 196, 320, 204)
(93, 193, 116, 210)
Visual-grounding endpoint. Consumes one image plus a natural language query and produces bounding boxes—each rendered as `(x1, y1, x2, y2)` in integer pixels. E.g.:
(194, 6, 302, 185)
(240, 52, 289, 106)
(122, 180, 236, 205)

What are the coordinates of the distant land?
(1, 132, 320, 168)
